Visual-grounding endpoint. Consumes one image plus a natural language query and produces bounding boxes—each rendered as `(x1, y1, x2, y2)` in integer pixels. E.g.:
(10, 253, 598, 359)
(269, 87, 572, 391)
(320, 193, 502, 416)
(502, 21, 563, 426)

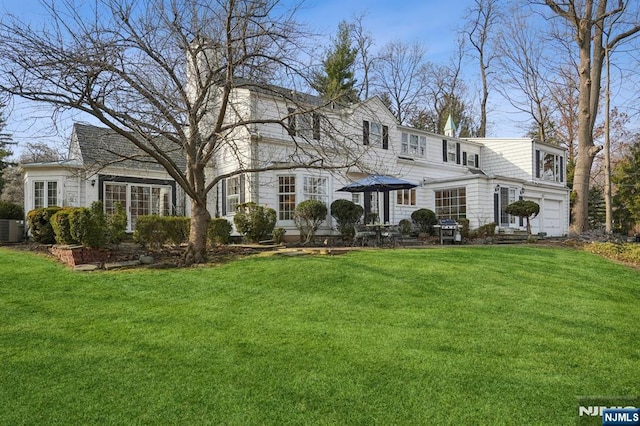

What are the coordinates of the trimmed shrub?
(27, 206, 62, 244)
(272, 227, 286, 244)
(411, 208, 437, 235)
(330, 199, 363, 240)
(107, 202, 127, 245)
(0, 201, 24, 220)
(294, 199, 328, 244)
(233, 202, 277, 243)
(133, 216, 166, 249)
(133, 215, 190, 249)
(208, 217, 232, 246)
(50, 208, 76, 245)
(475, 222, 497, 237)
(399, 218, 413, 235)
(457, 218, 470, 239)
(164, 217, 190, 246)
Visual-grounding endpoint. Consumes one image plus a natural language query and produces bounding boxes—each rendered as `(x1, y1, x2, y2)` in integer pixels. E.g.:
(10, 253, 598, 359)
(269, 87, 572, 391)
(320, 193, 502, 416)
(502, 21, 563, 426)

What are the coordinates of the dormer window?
(442, 140, 460, 164)
(535, 149, 564, 183)
(401, 132, 426, 158)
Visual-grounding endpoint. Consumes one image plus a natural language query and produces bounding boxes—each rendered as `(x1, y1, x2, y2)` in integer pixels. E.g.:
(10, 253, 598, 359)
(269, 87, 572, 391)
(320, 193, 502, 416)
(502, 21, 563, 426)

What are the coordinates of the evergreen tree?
(312, 21, 359, 104)
(612, 138, 640, 232)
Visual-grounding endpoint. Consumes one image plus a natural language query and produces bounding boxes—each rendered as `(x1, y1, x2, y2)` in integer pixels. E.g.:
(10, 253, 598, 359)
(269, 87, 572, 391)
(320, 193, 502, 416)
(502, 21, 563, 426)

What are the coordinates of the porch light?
(91, 179, 96, 187)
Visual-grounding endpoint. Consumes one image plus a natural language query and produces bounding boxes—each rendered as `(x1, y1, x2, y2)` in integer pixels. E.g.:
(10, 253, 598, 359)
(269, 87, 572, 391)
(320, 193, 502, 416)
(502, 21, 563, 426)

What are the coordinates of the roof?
(73, 124, 186, 172)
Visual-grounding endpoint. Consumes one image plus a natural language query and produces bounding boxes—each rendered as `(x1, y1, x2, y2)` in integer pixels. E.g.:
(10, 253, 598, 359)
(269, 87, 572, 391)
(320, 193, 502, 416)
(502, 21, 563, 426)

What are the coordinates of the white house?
(22, 84, 570, 238)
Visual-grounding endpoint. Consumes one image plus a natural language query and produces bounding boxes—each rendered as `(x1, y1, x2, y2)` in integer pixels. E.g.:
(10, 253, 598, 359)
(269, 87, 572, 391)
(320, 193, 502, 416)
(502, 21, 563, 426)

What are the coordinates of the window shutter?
(475, 154, 479, 168)
(535, 150, 541, 178)
(456, 143, 461, 164)
(221, 179, 227, 216)
(560, 157, 564, 183)
(382, 125, 389, 150)
(239, 174, 245, 204)
(287, 108, 296, 136)
(363, 120, 370, 145)
(462, 152, 468, 166)
(442, 140, 448, 162)
(313, 113, 321, 140)
(493, 193, 499, 224)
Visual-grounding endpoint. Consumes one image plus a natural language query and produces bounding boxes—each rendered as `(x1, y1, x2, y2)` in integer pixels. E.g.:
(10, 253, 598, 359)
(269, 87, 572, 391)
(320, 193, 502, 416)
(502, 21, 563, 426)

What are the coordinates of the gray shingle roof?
(73, 123, 186, 172)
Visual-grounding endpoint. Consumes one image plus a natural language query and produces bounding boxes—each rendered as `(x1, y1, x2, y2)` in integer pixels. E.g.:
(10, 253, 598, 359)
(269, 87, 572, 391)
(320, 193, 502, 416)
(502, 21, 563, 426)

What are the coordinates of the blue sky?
(1, 0, 520, 158)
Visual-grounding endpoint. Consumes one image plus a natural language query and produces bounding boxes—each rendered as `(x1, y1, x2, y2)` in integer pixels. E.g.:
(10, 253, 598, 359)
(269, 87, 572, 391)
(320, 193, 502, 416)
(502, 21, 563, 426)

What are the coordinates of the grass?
(0, 245, 638, 425)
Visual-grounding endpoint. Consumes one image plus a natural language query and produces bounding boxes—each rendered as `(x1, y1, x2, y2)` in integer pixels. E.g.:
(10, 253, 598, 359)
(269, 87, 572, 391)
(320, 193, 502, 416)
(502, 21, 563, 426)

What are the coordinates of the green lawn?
(0, 246, 638, 425)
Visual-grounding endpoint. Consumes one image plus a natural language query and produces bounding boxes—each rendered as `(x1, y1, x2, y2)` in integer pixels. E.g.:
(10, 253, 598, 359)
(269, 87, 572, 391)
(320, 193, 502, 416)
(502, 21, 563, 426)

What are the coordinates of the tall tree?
(311, 20, 359, 104)
(350, 14, 375, 100)
(372, 40, 430, 125)
(0, 0, 364, 263)
(0, 102, 16, 195)
(495, 7, 555, 143)
(542, 0, 640, 233)
(463, 0, 501, 137)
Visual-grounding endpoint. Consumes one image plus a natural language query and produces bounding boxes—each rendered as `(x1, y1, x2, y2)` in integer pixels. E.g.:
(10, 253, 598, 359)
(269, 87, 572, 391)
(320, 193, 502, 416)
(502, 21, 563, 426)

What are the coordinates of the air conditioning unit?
(0, 219, 25, 243)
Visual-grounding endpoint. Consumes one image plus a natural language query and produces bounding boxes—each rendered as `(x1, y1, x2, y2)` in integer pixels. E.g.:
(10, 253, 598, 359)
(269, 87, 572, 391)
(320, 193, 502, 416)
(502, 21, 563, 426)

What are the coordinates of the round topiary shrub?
(411, 208, 437, 235)
(294, 199, 328, 244)
(330, 199, 363, 240)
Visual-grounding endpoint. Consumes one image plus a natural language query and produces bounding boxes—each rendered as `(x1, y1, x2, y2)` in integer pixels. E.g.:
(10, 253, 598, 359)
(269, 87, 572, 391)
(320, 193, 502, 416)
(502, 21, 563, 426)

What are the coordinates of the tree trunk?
(183, 198, 210, 265)
(571, 147, 599, 233)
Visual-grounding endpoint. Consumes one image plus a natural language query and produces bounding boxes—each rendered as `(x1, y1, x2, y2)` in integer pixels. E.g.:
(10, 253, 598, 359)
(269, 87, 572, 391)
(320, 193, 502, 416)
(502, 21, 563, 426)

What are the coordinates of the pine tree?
(612, 138, 640, 232)
(312, 21, 359, 104)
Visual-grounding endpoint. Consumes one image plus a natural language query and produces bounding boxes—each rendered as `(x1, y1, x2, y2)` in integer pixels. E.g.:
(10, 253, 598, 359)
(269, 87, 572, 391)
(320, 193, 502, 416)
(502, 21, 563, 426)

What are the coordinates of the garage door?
(543, 199, 562, 236)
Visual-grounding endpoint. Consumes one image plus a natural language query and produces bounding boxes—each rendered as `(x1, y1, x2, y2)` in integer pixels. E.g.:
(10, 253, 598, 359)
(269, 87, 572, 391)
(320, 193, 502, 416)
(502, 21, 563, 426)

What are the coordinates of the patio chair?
(382, 225, 403, 247)
(352, 224, 376, 247)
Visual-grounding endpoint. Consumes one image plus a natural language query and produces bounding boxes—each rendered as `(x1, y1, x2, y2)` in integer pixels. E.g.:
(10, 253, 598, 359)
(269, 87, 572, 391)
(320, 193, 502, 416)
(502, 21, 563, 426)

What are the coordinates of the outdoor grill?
(436, 219, 461, 245)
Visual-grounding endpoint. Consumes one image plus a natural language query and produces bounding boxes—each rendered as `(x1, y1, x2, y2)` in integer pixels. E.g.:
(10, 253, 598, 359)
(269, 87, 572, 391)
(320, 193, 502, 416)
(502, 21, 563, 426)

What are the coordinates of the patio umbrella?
(337, 174, 418, 193)
(337, 174, 418, 223)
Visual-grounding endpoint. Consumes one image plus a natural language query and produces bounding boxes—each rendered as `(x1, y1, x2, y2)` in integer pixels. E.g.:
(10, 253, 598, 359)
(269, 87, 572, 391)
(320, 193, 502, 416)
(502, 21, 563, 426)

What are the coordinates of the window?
(369, 122, 382, 145)
(435, 188, 466, 219)
(464, 152, 478, 168)
(536, 149, 564, 183)
(401, 132, 427, 158)
(288, 109, 322, 140)
(351, 193, 362, 205)
(226, 176, 241, 214)
(34, 181, 58, 209)
(499, 187, 517, 226)
(397, 188, 416, 206)
(278, 176, 296, 221)
(442, 140, 460, 164)
(103, 181, 172, 231)
(303, 176, 327, 204)
(363, 120, 388, 148)
(104, 183, 127, 216)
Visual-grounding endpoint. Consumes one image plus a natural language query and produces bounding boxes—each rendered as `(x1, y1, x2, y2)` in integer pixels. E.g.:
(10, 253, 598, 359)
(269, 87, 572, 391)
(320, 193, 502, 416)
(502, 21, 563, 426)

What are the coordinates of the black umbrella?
(336, 174, 418, 193)
(337, 175, 418, 223)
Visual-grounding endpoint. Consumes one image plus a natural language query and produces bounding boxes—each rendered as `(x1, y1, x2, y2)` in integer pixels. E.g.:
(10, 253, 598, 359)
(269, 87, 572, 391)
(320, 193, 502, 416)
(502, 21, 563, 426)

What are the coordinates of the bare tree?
(350, 13, 375, 100)
(542, 0, 640, 233)
(463, 0, 502, 137)
(0, 0, 366, 263)
(371, 40, 430, 125)
(495, 7, 556, 142)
